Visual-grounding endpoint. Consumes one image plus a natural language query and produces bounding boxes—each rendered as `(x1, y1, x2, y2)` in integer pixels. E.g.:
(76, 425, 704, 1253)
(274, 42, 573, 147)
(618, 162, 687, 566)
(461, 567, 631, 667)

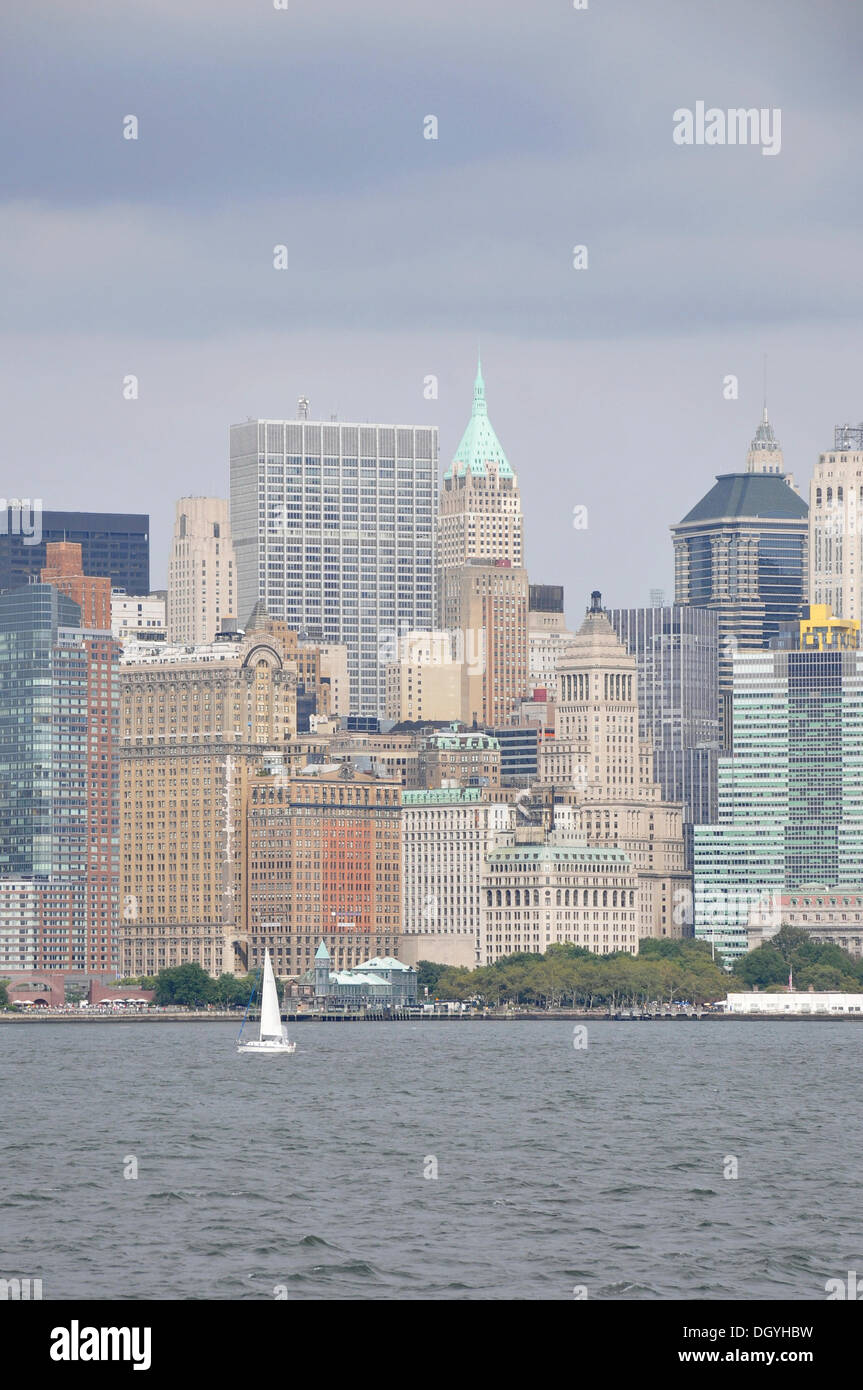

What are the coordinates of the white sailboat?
(237, 949, 296, 1055)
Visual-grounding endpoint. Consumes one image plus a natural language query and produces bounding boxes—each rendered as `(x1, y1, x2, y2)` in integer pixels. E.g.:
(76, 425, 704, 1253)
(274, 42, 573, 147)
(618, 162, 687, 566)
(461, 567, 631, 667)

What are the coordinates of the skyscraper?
(540, 592, 690, 939)
(693, 611, 863, 961)
(230, 411, 437, 718)
(671, 412, 808, 745)
(0, 511, 149, 595)
(0, 583, 118, 977)
(246, 763, 402, 978)
(167, 497, 236, 645)
(809, 422, 863, 624)
(608, 605, 720, 861)
(437, 362, 528, 726)
(117, 614, 298, 978)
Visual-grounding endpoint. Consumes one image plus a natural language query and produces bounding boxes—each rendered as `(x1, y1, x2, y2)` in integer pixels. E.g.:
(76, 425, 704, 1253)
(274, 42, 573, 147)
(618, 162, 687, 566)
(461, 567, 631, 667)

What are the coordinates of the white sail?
(259, 950, 282, 1040)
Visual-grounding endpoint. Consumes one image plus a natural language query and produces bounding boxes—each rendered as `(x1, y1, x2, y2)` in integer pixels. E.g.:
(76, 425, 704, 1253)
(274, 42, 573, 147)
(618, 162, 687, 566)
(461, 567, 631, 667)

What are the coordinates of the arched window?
(613, 890, 618, 906)
(496, 890, 502, 907)
(534, 890, 540, 906)
(486, 890, 492, 907)
(565, 889, 571, 906)
(593, 890, 598, 907)
(556, 889, 561, 906)
(827, 487, 833, 503)
(602, 890, 608, 907)
(514, 889, 521, 906)
(505, 889, 511, 906)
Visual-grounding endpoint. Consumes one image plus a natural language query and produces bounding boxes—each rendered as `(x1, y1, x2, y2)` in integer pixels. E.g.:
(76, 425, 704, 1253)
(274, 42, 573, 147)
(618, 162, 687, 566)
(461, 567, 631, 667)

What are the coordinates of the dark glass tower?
(0, 510, 149, 595)
(671, 471, 808, 747)
(609, 605, 720, 866)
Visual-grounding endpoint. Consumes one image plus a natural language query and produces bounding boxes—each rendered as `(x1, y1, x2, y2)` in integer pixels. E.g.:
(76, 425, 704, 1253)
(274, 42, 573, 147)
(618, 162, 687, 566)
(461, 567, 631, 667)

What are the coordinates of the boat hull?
(237, 1040, 297, 1055)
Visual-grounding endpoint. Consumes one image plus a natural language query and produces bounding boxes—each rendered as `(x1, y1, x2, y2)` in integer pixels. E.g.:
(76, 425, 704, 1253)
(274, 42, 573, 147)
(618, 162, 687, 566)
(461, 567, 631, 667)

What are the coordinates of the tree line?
(730, 926, 863, 992)
(417, 939, 731, 1009)
(117, 963, 284, 1009)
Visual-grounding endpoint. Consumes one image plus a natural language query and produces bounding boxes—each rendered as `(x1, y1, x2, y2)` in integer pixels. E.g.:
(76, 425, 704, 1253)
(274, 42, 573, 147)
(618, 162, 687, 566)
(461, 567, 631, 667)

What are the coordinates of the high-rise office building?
(437, 363, 529, 726)
(246, 763, 402, 978)
(117, 616, 298, 978)
(540, 592, 690, 939)
(528, 584, 573, 691)
(229, 411, 437, 718)
(0, 583, 119, 977)
(0, 511, 149, 595)
(384, 630, 463, 723)
(671, 414, 808, 745)
(167, 497, 236, 645)
(608, 605, 720, 861)
(809, 423, 863, 625)
(693, 609, 863, 961)
(401, 788, 513, 967)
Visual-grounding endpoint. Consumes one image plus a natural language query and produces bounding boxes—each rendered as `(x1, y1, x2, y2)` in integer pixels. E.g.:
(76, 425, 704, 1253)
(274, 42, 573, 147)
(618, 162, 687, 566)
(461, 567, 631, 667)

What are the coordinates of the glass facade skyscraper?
(0, 511, 149, 595)
(609, 605, 720, 864)
(230, 418, 437, 718)
(0, 584, 119, 975)
(671, 470, 808, 747)
(693, 640, 863, 960)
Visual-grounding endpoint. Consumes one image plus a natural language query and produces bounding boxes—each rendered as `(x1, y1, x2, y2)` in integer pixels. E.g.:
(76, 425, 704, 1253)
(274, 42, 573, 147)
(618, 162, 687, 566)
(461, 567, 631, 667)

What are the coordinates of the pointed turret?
(746, 405, 784, 476)
(314, 940, 331, 1000)
(444, 355, 513, 481)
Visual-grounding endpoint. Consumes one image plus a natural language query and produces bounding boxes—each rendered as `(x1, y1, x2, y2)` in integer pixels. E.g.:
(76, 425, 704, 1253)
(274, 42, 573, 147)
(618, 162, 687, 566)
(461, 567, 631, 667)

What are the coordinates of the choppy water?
(2, 1020, 862, 1300)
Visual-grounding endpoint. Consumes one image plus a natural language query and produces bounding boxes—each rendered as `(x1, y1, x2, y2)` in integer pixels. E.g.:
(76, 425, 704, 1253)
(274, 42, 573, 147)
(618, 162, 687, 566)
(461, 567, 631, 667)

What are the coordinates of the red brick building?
(246, 763, 402, 976)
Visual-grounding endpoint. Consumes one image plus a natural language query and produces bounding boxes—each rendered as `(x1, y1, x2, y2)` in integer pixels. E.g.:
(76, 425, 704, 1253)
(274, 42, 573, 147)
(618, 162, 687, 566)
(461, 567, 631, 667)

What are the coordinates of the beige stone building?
(167, 497, 236, 645)
(437, 362, 529, 727)
(479, 820, 640, 964)
(809, 425, 863, 625)
(401, 787, 513, 967)
(384, 630, 463, 723)
(308, 641, 350, 716)
(539, 592, 689, 940)
(117, 617, 297, 977)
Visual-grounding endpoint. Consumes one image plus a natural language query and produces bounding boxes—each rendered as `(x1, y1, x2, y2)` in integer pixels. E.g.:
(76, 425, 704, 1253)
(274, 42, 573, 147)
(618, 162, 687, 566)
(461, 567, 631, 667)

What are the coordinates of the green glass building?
(693, 643, 863, 960)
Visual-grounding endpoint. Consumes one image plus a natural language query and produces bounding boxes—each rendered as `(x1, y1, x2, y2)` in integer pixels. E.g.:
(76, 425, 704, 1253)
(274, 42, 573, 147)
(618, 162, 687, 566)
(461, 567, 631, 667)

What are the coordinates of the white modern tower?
(230, 410, 437, 717)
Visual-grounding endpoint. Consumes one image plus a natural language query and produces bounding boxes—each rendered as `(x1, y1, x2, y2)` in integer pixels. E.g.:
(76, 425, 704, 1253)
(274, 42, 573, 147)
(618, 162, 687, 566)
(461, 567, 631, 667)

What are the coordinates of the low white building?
(725, 992, 863, 1015)
(111, 591, 167, 644)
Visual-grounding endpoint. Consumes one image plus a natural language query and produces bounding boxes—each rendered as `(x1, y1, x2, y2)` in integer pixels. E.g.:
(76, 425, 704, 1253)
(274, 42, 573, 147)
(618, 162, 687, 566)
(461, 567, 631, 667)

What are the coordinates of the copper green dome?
(444, 358, 513, 481)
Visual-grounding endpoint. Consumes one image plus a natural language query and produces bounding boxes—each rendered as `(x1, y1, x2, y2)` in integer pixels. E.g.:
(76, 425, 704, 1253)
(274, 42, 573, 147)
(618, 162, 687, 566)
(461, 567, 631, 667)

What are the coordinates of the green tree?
(416, 961, 448, 994)
(732, 944, 788, 989)
(153, 962, 215, 1007)
(0, 978, 8, 1009)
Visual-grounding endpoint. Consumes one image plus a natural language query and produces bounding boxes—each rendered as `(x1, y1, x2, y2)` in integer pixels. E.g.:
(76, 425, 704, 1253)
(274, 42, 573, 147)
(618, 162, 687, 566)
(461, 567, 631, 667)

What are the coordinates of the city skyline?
(4, 1, 863, 610)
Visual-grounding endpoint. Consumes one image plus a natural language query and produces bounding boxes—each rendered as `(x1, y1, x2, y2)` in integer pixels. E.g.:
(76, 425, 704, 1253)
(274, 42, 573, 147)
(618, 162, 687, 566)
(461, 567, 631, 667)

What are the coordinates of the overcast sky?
(2, 0, 861, 622)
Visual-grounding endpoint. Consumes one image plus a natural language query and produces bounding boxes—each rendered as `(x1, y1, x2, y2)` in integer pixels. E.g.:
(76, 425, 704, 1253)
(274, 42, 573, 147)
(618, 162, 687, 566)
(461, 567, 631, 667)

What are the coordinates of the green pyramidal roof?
(444, 358, 513, 481)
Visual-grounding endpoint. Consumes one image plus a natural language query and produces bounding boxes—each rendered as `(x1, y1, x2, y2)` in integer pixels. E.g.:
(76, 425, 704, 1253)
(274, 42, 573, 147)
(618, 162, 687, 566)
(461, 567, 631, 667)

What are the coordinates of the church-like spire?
(444, 355, 513, 481)
(473, 354, 487, 416)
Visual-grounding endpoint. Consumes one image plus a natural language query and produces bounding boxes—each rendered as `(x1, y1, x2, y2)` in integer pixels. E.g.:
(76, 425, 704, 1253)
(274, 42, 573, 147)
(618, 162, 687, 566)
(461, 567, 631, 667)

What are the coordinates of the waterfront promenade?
(4, 1007, 863, 1024)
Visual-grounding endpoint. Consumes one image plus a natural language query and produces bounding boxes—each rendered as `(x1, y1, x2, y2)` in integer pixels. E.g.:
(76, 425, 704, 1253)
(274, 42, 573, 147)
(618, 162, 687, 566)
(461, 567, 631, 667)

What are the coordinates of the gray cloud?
(1, 0, 861, 616)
